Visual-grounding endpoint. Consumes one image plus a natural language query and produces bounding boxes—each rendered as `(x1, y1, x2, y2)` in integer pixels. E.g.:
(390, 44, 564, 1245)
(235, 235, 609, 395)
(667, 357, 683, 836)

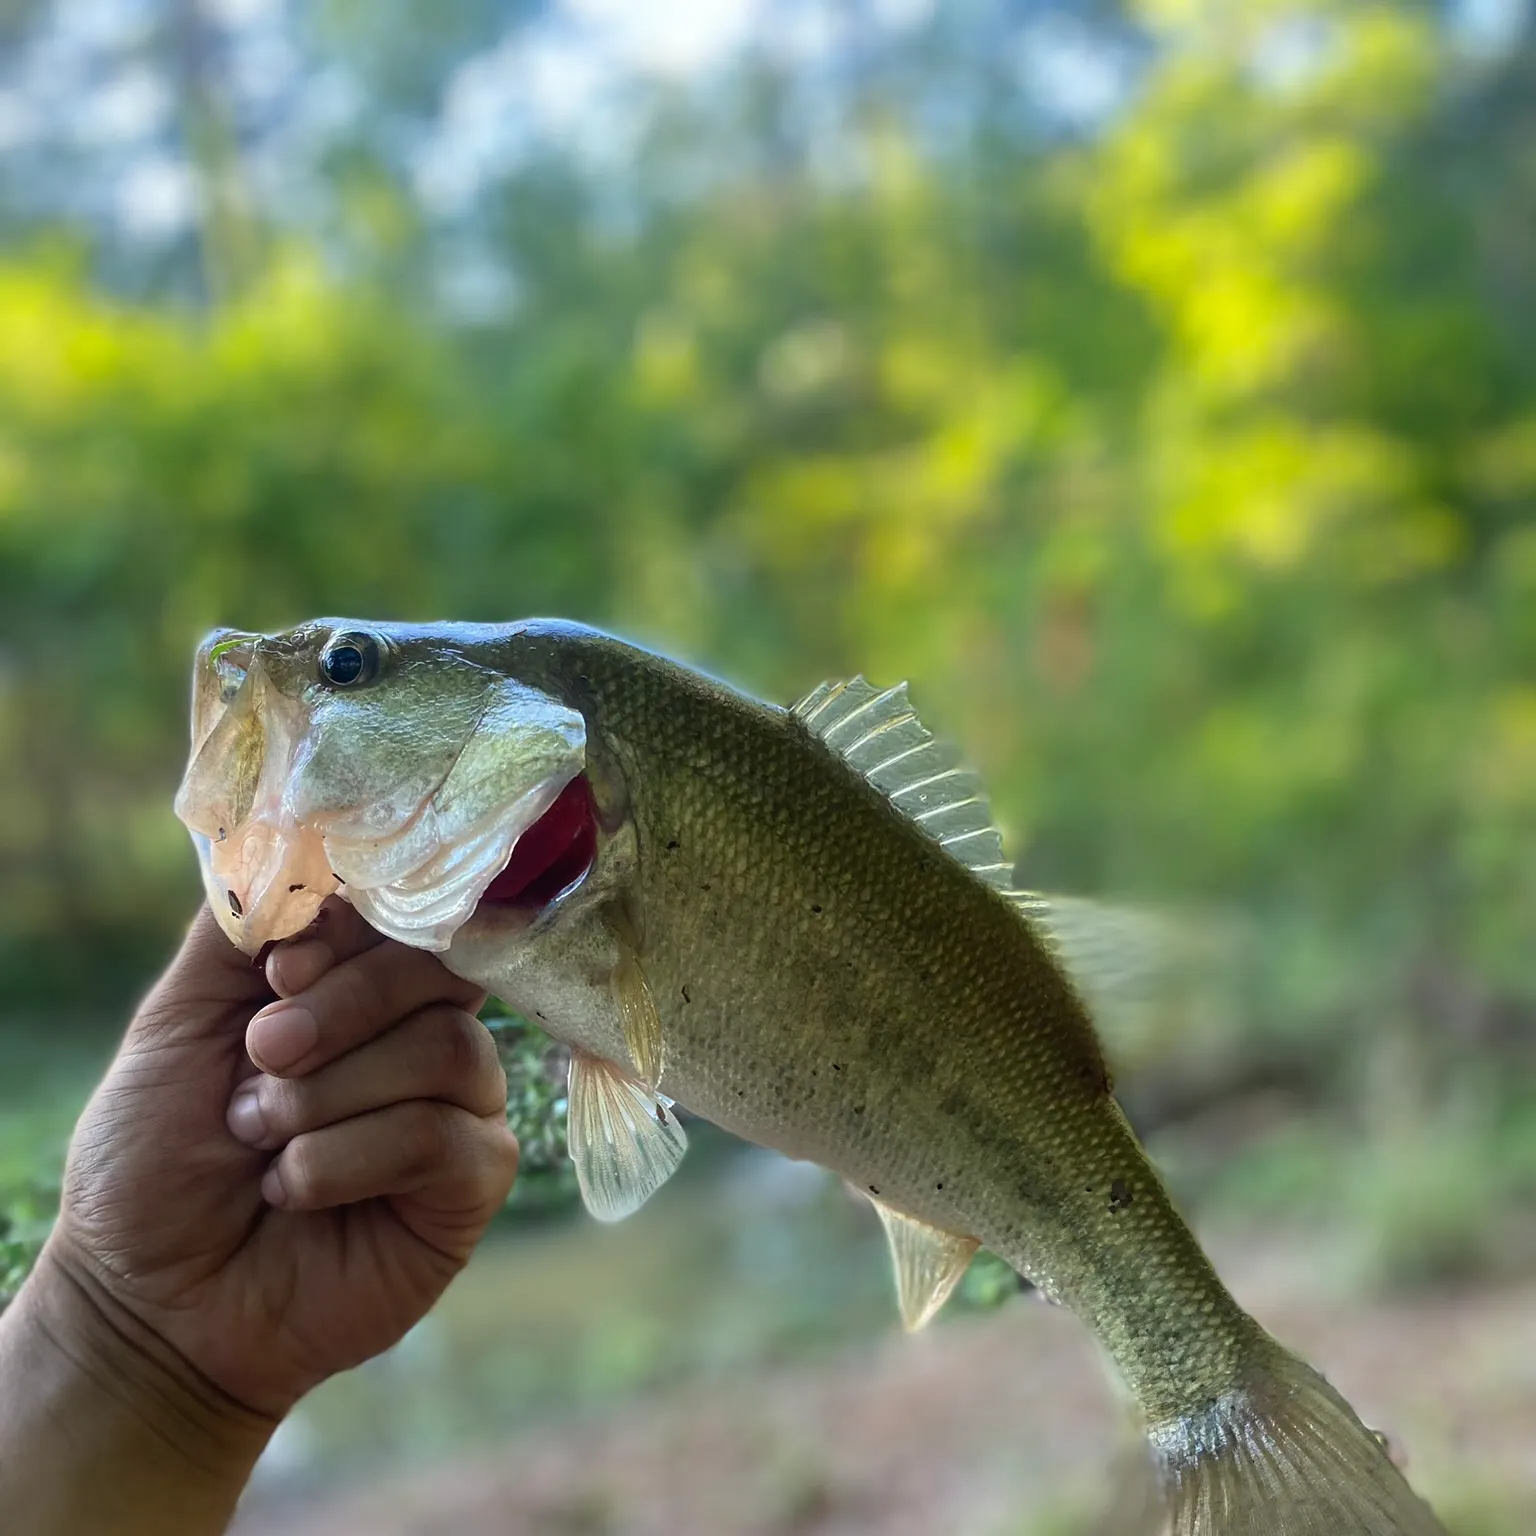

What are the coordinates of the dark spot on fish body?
(227, 890, 243, 917)
(1078, 1058, 1113, 1094)
(939, 1087, 968, 1119)
(868, 1185, 879, 1195)
(288, 883, 305, 893)
(1108, 1178, 1134, 1213)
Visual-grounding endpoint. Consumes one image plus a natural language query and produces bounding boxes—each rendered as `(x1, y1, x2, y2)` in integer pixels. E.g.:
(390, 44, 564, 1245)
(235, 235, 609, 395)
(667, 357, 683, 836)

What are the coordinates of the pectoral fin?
(567, 1051, 687, 1223)
(612, 944, 665, 1093)
(871, 1200, 979, 1331)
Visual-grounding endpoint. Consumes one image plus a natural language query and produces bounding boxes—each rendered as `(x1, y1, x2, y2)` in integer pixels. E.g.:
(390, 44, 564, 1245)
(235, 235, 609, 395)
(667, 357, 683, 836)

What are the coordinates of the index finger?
(248, 938, 486, 1079)
(265, 896, 384, 999)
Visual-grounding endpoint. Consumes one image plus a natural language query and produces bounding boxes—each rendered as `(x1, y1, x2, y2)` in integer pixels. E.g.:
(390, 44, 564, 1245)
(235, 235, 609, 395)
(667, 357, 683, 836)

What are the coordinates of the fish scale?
(550, 630, 1251, 1417)
(175, 617, 1448, 1536)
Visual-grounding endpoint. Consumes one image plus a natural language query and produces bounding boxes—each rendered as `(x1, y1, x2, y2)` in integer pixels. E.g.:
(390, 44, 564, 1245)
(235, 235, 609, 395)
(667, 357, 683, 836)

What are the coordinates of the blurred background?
(2, 0, 1535, 1530)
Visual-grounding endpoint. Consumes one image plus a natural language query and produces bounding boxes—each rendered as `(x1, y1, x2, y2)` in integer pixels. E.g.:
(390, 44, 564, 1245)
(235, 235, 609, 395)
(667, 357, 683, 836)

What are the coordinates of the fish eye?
(319, 632, 381, 689)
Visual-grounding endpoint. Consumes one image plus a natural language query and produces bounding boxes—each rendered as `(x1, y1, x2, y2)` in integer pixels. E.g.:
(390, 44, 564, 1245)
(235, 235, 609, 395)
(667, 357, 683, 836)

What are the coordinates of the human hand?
(41, 897, 519, 1422)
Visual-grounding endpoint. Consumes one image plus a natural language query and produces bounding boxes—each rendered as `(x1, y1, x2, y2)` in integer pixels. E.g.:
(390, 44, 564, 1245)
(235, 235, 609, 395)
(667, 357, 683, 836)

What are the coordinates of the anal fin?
(871, 1199, 978, 1331)
(567, 1050, 687, 1223)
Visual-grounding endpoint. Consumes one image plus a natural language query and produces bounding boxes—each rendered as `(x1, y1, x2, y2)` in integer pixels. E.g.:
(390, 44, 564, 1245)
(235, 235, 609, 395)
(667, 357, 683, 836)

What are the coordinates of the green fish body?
(175, 619, 1447, 1536)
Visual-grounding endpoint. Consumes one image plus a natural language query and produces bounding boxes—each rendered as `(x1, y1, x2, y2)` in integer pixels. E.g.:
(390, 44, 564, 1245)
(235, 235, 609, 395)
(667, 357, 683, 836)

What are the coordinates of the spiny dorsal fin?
(870, 1199, 979, 1332)
(793, 678, 1223, 1041)
(792, 676, 1013, 891)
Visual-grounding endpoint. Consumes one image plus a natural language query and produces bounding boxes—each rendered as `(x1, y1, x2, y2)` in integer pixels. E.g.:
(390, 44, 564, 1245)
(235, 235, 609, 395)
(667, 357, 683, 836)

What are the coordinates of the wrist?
(0, 1238, 276, 1533)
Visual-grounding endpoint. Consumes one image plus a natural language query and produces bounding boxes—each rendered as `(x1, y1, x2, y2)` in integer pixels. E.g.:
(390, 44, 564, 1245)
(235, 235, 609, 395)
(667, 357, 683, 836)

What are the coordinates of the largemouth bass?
(175, 618, 1446, 1536)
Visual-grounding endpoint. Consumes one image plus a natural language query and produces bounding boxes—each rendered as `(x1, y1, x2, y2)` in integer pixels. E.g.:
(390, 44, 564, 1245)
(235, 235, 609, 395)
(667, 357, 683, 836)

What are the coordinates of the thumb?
(131, 904, 272, 1042)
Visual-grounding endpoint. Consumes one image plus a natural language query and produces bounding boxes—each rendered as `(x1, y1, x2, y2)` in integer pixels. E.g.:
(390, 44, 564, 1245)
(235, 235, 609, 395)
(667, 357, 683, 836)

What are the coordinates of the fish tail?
(1101, 1344, 1447, 1535)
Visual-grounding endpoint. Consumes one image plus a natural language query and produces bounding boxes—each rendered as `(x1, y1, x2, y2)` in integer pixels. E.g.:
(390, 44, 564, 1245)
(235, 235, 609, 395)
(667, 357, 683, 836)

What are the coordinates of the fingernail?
(248, 1006, 317, 1073)
(226, 1083, 267, 1146)
(267, 939, 331, 999)
(261, 1163, 288, 1207)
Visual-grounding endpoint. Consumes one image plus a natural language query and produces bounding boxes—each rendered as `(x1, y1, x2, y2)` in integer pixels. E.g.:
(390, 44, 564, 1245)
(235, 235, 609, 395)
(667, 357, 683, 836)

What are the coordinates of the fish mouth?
(175, 626, 590, 954)
(473, 774, 599, 922)
(176, 649, 342, 952)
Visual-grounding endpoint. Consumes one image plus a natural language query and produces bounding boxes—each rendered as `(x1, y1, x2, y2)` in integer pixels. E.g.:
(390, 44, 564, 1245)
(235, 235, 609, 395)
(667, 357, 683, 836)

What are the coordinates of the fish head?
(174, 619, 589, 955)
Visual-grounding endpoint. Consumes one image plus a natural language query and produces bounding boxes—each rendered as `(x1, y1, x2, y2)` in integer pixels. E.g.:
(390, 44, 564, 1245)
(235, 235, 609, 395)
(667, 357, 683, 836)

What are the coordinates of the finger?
(227, 1006, 506, 1150)
(131, 906, 271, 1042)
(246, 940, 486, 1078)
(263, 1102, 519, 1229)
(265, 897, 384, 999)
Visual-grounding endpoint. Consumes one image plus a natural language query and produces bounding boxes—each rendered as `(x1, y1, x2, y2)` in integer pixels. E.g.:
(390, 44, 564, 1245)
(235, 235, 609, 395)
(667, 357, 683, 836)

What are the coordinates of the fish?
(174, 618, 1447, 1536)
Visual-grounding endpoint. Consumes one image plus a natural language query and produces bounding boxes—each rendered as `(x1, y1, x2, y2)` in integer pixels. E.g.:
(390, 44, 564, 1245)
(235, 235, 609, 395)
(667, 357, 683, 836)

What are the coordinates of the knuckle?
(321, 896, 373, 958)
(392, 942, 448, 992)
(490, 1122, 521, 1181)
(280, 1138, 322, 1207)
(256, 1078, 301, 1140)
(336, 962, 389, 1028)
(435, 1007, 492, 1083)
(475, 1123, 521, 1205)
(400, 1102, 455, 1180)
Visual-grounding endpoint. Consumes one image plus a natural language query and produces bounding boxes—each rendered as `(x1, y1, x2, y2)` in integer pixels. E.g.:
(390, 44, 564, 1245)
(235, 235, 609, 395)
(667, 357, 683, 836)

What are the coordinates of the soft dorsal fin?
(793, 676, 1013, 891)
(1006, 891, 1197, 1023)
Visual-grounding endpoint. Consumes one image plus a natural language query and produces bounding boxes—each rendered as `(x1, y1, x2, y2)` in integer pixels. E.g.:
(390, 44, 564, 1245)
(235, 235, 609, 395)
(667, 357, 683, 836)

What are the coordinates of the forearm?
(0, 1246, 275, 1536)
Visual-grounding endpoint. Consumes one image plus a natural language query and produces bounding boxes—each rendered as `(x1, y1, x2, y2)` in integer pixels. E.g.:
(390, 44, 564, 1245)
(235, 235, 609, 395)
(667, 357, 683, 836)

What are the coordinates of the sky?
(0, 0, 1527, 258)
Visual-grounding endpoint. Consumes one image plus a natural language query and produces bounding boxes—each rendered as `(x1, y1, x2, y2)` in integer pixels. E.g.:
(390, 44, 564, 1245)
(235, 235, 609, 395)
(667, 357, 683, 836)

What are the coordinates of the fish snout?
(177, 646, 337, 953)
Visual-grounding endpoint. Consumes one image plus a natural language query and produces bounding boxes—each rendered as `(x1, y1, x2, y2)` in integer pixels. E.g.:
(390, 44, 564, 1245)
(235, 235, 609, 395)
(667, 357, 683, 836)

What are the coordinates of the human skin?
(0, 898, 520, 1535)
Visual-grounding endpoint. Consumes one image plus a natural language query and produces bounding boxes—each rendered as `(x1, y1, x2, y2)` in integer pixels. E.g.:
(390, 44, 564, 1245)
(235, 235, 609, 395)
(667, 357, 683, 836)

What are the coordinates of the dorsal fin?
(793, 678, 1220, 1034)
(1005, 889, 1231, 1063)
(793, 676, 1013, 891)
(1005, 892, 1176, 1002)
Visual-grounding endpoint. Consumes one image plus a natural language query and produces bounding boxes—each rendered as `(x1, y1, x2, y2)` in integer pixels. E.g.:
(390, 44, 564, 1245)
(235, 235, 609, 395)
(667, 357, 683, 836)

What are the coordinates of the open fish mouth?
(472, 774, 600, 917)
(173, 623, 589, 954)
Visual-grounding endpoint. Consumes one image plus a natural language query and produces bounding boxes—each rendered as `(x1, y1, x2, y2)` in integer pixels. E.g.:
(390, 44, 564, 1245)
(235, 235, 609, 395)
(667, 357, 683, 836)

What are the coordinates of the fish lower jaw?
(196, 821, 339, 953)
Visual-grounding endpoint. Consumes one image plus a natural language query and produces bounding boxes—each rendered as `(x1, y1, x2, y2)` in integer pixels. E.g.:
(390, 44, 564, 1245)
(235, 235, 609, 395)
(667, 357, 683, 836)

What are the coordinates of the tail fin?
(1102, 1347, 1447, 1535)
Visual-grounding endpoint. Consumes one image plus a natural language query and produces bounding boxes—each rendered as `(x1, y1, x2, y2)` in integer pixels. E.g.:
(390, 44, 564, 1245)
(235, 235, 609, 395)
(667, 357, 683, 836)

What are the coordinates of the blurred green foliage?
(1, 0, 1534, 1305)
